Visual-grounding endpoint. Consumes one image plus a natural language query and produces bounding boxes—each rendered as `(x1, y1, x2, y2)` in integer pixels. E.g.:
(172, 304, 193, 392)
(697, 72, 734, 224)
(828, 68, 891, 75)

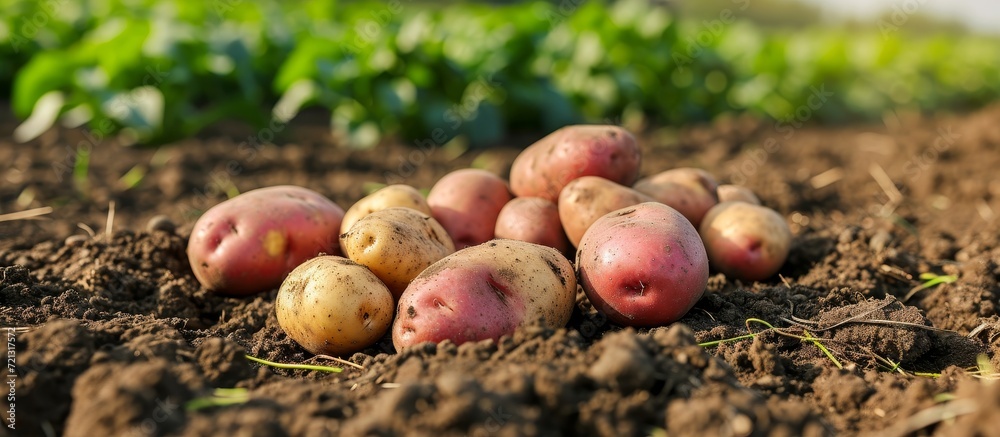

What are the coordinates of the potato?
(187, 185, 344, 296)
(494, 197, 570, 253)
(510, 125, 641, 201)
(633, 168, 719, 228)
(427, 169, 512, 249)
(699, 202, 792, 282)
(275, 256, 394, 355)
(340, 207, 455, 299)
(392, 239, 576, 349)
(576, 202, 709, 327)
(340, 184, 432, 235)
(717, 184, 761, 205)
(558, 176, 656, 247)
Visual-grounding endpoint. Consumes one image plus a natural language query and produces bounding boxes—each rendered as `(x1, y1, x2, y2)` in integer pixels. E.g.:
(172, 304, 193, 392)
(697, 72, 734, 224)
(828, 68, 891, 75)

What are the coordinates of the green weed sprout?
(185, 388, 250, 411)
(245, 354, 343, 373)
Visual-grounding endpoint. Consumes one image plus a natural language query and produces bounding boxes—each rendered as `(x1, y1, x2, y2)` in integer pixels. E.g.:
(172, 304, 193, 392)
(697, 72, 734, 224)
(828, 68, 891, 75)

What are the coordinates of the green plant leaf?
(13, 90, 65, 142)
(12, 52, 77, 117)
(100, 86, 164, 138)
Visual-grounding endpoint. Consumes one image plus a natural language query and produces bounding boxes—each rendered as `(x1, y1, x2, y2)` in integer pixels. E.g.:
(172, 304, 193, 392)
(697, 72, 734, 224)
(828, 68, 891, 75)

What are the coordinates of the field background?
(3, 0, 998, 152)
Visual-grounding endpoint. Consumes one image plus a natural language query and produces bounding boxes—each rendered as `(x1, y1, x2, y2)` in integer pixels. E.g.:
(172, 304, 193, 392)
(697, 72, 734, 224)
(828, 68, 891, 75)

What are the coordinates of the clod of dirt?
(921, 281, 998, 333)
(817, 297, 933, 365)
(813, 369, 875, 429)
(810, 367, 966, 436)
(666, 387, 832, 437)
(183, 403, 289, 437)
(586, 329, 656, 392)
(1, 265, 43, 308)
(718, 334, 795, 395)
(926, 377, 1000, 437)
(195, 337, 254, 387)
(64, 360, 203, 437)
(12, 320, 97, 433)
(1, 231, 207, 326)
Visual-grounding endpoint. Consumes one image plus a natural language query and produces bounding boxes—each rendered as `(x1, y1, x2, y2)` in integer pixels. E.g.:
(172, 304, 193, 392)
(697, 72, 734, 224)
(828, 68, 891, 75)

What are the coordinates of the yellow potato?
(275, 256, 394, 356)
(558, 176, 655, 247)
(340, 184, 432, 235)
(717, 184, 761, 205)
(340, 207, 455, 298)
(634, 168, 719, 228)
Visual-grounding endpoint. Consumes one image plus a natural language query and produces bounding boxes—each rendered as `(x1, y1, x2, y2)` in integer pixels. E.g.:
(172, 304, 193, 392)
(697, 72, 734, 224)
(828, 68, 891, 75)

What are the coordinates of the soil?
(2, 104, 1000, 437)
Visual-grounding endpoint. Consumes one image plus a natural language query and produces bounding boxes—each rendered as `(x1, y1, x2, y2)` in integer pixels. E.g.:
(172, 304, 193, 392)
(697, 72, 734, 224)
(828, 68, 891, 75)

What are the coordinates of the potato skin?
(634, 168, 719, 228)
(717, 184, 761, 205)
(510, 125, 641, 201)
(699, 202, 791, 281)
(558, 176, 655, 247)
(275, 256, 394, 356)
(494, 197, 569, 253)
(576, 202, 709, 327)
(340, 207, 455, 299)
(427, 169, 512, 249)
(392, 239, 577, 349)
(187, 185, 344, 296)
(340, 184, 432, 235)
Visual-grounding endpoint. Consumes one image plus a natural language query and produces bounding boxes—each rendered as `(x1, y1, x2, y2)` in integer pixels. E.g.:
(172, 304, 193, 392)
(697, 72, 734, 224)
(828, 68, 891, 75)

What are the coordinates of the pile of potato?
(186, 125, 792, 356)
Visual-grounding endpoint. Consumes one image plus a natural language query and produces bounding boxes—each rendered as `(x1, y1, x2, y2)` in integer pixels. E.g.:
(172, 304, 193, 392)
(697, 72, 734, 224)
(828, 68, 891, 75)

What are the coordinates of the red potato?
(494, 197, 570, 253)
(510, 125, 641, 201)
(699, 202, 792, 282)
(392, 240, 577, 349)
(717, 184, 761, 205)
(558, 176, 656, 247)
(427, 169, 512, 249)
(633, 168, 720, 228)
(576, 202, 709, 327)
(187, 185, 344, 295)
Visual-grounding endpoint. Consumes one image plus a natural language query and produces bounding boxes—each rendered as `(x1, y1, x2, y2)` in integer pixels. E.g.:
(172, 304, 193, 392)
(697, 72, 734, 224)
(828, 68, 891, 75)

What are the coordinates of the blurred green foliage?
(2, 0, 998, 146)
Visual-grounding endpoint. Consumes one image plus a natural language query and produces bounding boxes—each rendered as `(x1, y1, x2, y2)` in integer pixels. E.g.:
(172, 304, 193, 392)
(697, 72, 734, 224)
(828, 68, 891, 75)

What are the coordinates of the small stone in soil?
(146, 215, 176, 233)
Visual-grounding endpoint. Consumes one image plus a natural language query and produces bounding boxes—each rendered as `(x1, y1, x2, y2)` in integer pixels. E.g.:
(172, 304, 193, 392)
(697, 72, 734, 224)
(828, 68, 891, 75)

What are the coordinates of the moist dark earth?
(2, 104, 1000, 437)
